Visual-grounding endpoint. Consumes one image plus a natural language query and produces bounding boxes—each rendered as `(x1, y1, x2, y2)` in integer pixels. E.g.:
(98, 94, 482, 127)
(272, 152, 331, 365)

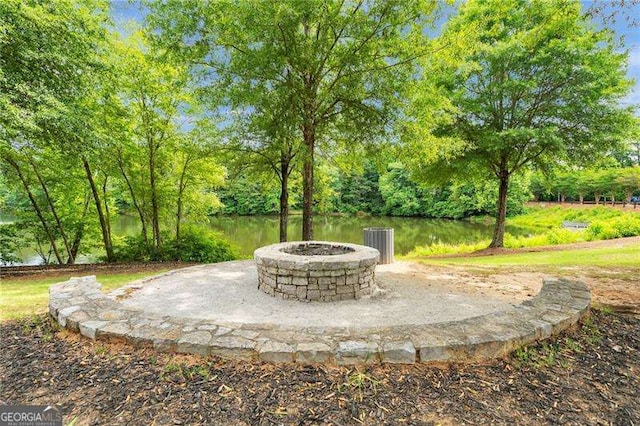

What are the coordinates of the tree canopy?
(148, 0, 438, 240)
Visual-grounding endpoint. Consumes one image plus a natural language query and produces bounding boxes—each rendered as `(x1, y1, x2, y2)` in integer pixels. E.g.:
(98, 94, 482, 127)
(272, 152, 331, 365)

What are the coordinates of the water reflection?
(207, 215, 532, 257)
(6, 214, 534, 264)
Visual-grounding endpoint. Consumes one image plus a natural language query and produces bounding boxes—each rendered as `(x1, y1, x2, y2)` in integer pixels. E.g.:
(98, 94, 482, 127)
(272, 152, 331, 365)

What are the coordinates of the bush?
(112, 226, 238, 263)
(407, 240, 489, 257)
(0, 223, 29, 264)
(586, 215, 640, 240)
(169, 227, 238, 263)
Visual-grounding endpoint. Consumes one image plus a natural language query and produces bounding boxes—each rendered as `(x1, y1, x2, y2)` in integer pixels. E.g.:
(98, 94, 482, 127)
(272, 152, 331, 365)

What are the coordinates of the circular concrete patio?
(49, 260, 591, 365)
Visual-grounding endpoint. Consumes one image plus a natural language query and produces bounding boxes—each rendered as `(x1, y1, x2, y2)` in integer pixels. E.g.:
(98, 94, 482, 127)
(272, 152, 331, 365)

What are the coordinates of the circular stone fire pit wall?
(254, 241, 379, 302)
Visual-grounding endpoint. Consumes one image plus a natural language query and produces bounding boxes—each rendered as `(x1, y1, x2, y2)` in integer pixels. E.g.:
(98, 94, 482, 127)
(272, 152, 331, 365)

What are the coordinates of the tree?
(422, 0, 633, 247)
(616, 167, 640, 204)
(0, 0, 111, 264)
(148, 0, 436, 240)
(111, 31, 190, 252)
(222, 106, 301, 242)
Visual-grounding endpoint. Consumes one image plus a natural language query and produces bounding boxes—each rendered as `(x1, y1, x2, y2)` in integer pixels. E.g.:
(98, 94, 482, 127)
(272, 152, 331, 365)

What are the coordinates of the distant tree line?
(532, 167, 640, 205)
(216, 161, 531, 219)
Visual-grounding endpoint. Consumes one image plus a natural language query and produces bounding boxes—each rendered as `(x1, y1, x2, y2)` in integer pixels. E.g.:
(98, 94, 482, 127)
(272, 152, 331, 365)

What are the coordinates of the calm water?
(5, 215, 533, 264)
(204, 215, 532, 257)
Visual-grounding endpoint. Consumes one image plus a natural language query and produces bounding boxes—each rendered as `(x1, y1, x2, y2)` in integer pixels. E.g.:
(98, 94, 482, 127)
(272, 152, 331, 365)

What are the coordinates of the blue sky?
(111, 0, 640, 110)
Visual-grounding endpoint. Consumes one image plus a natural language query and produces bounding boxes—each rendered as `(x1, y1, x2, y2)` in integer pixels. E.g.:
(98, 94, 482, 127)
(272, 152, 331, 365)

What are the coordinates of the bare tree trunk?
(302, 125, 315, 241)
(489, 170, 510, 249)
(83, 158, 114, 261)
(4, 156, 64, 264)
(149, 141, 161, 250)
(279, 156, 290, 242)
(117, 155, 150, 248)
(69, 195, 90, 263)
(28, 156, 72, 261)
(102, 174, 112, 244)
(175, 156, 191, 241)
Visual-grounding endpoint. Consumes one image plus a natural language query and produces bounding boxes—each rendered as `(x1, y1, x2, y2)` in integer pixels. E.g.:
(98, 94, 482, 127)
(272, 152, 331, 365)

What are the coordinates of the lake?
(5, 214, 533, 264)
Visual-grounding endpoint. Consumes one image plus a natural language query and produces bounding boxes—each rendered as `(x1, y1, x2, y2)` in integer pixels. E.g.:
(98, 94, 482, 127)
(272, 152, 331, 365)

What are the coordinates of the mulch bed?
(1, 310, 638, 425)
(0, 261, 197, 280)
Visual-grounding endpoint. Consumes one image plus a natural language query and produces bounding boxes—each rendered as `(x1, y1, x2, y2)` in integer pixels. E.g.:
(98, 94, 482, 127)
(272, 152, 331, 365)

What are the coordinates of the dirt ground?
(422, 236, 640, 315)
(1, 311, 638, 425)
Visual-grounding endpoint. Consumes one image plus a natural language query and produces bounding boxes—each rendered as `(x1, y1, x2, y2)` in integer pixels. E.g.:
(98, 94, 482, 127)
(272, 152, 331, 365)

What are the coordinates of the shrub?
(586, 215, 640, 240)
(112, 226, 238, 263)
(169, 226, 238, 263)
(407, 240, 489, 257)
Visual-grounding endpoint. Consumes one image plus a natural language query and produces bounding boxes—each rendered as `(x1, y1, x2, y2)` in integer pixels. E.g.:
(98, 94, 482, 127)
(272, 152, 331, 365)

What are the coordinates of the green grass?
(0, 270, 169, 321)
(417, 243, 640, 267)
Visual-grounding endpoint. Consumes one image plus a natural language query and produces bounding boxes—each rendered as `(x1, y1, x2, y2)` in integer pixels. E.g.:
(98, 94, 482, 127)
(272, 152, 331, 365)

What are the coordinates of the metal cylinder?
(363, 227, 394, 264)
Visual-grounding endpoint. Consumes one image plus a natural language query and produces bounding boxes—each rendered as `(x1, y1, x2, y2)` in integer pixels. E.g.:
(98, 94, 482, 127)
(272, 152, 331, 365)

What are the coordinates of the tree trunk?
(594, 192, 601, 205)
(302, 125, 315, 241)
(69, 196, 90, 263)
(83, 158, 114, 261)
(4, 156, 64, 264)
(102, 174, 112, 244)
(117, 156, 150, 248)
(610, 192, 615, 206)
(149, 141, 161, 250)
(489, 170, 510, 248)
(175, 157, 190, 241)
(579, 192, 584, 204)
(28, 157, 72, 261)
(279, 156, 290, 242)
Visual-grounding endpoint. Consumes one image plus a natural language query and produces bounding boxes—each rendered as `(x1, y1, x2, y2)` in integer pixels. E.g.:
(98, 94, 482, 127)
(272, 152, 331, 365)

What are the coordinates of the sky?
(110, 0, 640, 111)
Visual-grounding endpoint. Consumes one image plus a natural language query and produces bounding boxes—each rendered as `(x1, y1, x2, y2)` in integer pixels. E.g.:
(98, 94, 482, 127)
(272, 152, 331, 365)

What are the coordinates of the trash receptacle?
(363, 227, 394, 264)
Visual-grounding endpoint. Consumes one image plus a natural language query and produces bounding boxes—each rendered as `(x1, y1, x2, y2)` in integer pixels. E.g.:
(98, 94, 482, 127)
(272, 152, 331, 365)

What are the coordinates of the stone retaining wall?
(49, 275, 591, 365)
(254, 241, 379, 302)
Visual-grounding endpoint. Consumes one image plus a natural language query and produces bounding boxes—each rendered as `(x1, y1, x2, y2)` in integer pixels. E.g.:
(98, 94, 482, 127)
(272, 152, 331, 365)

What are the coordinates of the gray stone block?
(258, 341, 295, 362)
(210, 336, 256, 360)
(296, 342, 333, 363)
(177, 331, 212, 356)
(381, 341, 416, 364)
(336, 340, 379, 364)
(57, 306, 81, 327)
(79, 320, 107, 340)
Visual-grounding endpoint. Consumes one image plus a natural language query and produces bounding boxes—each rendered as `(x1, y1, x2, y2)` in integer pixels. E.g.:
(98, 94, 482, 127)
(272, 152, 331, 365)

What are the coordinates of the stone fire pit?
(254, 241, 379, 302)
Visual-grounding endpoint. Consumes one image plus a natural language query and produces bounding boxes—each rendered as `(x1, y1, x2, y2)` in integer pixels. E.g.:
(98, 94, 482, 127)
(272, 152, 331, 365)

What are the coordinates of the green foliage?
(217, 176, 280, 215)
(409, 206, 640, 256)
(503, 229, 583, 248)
(113, 226, 237, 263)
(509, 206, 634, 229)
(332, 163, 385, 215)
(531, 166, 640, 204)
(379, 163, 428, 216)
(169, 226, 238, 263)
(148, 0, 439, 239)
(586, 215, 640, 240)
(409, 0, 633, 247)
(407, 240, 489, 257)
(0, 223, 29, 264)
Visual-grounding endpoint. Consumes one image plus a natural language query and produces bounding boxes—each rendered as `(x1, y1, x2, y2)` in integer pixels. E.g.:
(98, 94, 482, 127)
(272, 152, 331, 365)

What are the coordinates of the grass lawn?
(0, 270, 169, 321)
(415, 242, 640, 268)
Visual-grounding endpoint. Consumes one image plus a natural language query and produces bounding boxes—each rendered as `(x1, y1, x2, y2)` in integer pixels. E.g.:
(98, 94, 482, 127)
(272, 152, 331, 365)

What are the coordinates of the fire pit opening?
(281, 242, 355, 256)
(254, 241, 379, 302)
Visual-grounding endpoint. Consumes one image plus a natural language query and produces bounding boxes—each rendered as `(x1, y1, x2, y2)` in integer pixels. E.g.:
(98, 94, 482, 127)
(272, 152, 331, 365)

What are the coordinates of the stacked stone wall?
(254, 242, 379, 302)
